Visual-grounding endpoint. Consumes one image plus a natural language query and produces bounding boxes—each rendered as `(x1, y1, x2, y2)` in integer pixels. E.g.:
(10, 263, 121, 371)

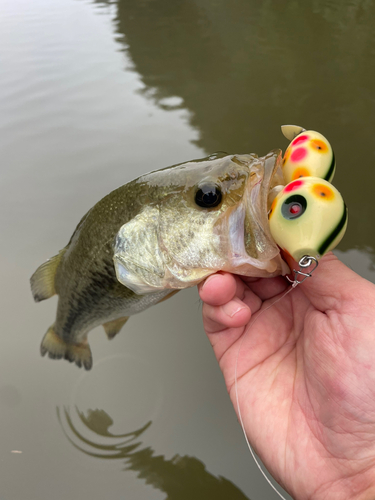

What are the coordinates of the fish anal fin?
(103, 317, 129, 340)
(30, 249, 66, 302)
(157, 290, 179, 304)
(40, 325, 93, 370)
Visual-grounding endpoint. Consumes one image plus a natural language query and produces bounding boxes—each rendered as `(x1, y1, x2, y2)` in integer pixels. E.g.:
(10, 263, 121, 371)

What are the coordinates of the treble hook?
(286, 255, 319, 287)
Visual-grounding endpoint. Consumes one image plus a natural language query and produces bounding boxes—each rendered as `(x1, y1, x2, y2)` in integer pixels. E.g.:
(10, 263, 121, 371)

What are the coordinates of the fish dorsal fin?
(30, 249, 66, 302)
(103, 317, 129, 340)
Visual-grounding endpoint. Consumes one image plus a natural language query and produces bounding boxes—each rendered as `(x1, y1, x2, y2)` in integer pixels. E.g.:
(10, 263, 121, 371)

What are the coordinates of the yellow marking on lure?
(311, 182, 335, 201)
(292, 167, 311, 180)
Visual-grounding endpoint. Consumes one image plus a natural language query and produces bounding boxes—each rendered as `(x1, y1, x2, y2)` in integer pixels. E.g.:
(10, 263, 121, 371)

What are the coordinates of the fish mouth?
(224, 149, 289, 277)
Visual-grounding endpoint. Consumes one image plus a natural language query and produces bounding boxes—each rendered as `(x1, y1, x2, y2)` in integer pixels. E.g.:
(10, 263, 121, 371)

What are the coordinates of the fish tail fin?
(102, 317, 129, 340)
(40, 325, 93, 370)
(30, 249, 66, 302)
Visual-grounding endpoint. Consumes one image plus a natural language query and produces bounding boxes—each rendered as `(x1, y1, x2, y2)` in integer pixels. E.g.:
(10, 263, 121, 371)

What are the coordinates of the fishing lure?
(235, 125, 347, 500)
(269, 125, 347, 264)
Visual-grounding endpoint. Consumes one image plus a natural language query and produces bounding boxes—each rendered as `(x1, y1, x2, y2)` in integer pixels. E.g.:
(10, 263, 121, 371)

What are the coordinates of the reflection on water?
(94, 0, 375, 259)
(99, 0, 375, 149)
(58, 407, 250, 500)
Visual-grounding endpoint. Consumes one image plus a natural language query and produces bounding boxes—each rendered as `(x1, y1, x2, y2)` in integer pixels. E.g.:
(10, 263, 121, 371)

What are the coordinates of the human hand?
(198, 253, 375, 500)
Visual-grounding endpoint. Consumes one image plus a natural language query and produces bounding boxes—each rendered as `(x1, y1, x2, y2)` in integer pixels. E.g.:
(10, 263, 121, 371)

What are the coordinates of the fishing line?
(234, 256, 318, 500)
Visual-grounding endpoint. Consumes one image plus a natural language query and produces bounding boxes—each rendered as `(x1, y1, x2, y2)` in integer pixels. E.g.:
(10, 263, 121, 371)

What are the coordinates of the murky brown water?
(1, 0, 375, 499)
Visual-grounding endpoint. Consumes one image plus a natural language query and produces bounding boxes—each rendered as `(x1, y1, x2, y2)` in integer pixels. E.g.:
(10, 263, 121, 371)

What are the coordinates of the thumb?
(284, 252, 370, 313)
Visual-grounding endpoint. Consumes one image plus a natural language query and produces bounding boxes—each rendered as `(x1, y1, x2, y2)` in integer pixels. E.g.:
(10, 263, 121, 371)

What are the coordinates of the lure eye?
(281, 194, 307, 220)
(195, 185, 222, 208)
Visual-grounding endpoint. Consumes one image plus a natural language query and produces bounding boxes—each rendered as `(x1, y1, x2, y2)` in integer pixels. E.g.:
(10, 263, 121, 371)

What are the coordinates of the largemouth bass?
(31, 150, 289, 370)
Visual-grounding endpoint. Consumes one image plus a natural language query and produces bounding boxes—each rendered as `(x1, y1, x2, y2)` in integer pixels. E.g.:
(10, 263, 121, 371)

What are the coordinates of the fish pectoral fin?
(102, 317, 129, 340)
(30, 249, 66, 302)
(40, 324, 93, 370)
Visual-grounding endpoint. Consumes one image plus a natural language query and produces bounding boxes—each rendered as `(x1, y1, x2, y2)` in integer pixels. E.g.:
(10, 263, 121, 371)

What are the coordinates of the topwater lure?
(269, 125, 347, 266)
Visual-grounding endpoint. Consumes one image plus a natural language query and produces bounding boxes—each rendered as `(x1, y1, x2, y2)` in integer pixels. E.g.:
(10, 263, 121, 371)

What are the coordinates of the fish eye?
(195, 184, 222, 208)
(281, 194, 307, 220)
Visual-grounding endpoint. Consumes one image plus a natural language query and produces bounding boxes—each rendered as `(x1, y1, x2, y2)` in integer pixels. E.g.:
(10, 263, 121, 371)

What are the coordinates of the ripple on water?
(69, 353, 164, 433)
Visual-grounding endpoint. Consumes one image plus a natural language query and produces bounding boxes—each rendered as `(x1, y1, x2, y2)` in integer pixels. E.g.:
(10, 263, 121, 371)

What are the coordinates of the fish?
(30, 149, 290, 370)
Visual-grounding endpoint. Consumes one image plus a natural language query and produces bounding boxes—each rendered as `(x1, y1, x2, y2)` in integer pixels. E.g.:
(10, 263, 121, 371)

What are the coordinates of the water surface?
(1, 0, 375, 499)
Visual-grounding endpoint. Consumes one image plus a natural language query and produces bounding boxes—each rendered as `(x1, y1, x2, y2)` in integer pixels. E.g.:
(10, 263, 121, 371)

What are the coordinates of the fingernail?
(221, 297, 246, 318)
(202, 274, 221, 290)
